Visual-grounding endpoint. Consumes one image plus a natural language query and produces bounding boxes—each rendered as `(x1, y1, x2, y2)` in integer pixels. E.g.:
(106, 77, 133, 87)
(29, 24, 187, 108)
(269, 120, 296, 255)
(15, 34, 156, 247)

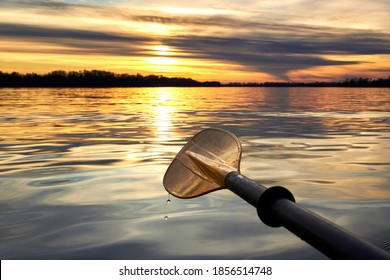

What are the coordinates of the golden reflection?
(151, 88, 175, 143)
(1, 87, 389, 202)
(155, 105, 173, 140)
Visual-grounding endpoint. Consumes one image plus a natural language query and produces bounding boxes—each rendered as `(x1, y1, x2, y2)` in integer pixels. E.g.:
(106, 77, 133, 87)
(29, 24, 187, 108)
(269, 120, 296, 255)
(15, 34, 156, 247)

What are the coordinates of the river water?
(0, 87, 389, 259)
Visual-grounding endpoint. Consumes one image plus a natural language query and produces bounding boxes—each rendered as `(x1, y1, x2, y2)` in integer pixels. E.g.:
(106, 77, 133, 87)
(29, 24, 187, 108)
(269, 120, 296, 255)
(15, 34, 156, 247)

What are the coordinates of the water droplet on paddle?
(164, 216, 168, 220)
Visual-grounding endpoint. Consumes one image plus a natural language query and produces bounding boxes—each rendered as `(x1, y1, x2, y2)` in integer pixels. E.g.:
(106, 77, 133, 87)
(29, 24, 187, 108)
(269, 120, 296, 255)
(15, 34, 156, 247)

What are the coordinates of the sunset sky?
(0, 0, 389, 82)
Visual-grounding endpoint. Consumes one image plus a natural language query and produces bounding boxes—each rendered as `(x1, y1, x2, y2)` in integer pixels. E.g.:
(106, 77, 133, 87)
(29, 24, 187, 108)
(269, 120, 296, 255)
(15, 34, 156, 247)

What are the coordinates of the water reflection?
(152, 88, 174, 143)
(0, 87, 389, 259)
(1, 196, 388, 259)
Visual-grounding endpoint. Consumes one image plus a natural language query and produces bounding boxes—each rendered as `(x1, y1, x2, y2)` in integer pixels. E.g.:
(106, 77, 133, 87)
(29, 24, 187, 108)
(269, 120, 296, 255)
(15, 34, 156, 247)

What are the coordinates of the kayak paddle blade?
(163, 128, 242, 198)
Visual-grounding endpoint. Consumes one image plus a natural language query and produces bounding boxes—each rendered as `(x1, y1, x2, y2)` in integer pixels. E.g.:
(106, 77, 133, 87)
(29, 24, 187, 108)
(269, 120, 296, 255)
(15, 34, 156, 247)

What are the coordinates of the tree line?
(0, 70, 389, 87)
(225, 77, 390, 87)
(0, 70, 221, 87)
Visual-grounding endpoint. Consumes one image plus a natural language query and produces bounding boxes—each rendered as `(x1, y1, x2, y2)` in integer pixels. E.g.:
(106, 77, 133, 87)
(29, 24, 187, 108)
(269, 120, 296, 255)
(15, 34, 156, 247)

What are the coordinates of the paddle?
(163, 128, 390, 259)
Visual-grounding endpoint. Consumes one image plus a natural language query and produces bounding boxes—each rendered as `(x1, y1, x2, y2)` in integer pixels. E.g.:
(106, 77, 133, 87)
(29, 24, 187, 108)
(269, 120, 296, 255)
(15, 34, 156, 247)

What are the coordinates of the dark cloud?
(164, 30, 390, 56)
(102, 11, 390, 78)
(0, 0, 84, 9)
(254, 33, 390, 55)
(163, 35, 366, 78)
(0, 23, 147, 43)
(0, 23, 152, 56)
(133, 14, 336, 37)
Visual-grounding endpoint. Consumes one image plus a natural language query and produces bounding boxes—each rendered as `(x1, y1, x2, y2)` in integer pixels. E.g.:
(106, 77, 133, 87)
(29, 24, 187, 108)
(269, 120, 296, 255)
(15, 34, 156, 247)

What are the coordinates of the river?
(0, 87, 389, 259)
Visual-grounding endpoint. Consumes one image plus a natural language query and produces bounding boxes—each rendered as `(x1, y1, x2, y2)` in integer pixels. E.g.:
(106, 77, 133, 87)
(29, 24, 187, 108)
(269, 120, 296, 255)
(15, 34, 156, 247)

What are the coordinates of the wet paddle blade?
(163, 128, 242, 198)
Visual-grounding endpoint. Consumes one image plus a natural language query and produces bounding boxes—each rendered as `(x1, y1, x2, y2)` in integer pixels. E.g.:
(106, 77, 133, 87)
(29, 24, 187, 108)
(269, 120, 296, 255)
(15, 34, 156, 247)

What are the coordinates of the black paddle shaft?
(225, 171, 390, 260)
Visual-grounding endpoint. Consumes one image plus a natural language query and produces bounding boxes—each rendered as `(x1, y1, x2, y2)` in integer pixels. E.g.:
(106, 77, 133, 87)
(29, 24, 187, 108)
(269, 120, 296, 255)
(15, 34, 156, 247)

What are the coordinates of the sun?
(154, 45, 171, 56)
(148, 45, 179, 70)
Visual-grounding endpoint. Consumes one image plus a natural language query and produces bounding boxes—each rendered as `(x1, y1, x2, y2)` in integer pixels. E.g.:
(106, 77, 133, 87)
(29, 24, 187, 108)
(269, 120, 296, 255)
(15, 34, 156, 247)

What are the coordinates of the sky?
(0, 0, 389, 82)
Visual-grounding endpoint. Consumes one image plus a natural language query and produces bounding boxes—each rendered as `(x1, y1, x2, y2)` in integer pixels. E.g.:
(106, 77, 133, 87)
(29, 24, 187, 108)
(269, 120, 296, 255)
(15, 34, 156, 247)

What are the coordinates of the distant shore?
(0, 70, 389, 88)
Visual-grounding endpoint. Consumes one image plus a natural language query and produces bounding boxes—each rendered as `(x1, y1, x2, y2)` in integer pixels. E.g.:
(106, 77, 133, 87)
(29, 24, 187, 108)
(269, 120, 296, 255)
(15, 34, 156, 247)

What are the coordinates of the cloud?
(2, 19, 389, 79)
(0, 22, 149, 43)
(0, 23, 153, 55)
(163, 32, 388, 78)
(0, 0, 389, 80)
(0, 0, 79, 9)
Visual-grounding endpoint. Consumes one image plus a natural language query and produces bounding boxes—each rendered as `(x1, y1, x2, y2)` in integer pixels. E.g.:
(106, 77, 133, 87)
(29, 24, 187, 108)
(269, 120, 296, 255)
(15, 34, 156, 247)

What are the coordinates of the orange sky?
(0, 0, 389, 82)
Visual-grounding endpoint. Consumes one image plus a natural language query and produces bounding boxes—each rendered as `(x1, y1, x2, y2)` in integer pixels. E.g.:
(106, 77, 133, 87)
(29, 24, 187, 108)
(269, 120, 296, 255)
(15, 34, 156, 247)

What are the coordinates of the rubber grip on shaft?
(257, 186, 295, 227)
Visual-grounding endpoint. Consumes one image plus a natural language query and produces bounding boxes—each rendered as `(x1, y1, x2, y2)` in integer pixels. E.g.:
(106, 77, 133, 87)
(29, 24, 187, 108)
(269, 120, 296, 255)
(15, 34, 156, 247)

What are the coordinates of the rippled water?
(0, 87, 389, 259)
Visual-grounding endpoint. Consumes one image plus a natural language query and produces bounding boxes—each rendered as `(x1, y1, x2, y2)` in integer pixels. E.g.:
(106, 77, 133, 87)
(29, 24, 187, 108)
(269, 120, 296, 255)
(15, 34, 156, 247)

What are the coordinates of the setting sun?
(154, 45, 171, 56)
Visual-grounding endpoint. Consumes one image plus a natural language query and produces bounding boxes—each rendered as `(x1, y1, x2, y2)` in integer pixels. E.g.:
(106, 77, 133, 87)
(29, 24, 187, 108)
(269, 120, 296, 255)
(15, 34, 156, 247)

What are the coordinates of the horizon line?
(0, 69, 389, 87)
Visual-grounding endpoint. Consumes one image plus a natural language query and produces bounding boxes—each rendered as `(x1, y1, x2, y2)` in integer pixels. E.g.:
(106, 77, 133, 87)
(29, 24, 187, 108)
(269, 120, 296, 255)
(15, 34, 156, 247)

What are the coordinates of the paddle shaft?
(225, 172, 390, 260)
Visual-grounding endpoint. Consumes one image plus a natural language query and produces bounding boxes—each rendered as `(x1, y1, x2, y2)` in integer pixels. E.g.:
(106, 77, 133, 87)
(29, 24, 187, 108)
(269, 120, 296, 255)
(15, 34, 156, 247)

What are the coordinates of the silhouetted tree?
(0, 70, 388, 88)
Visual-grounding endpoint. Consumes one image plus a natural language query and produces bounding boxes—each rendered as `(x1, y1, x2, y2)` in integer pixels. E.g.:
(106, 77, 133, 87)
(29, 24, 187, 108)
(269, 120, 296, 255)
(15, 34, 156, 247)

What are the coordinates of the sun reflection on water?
(151, 88, 175, 143)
